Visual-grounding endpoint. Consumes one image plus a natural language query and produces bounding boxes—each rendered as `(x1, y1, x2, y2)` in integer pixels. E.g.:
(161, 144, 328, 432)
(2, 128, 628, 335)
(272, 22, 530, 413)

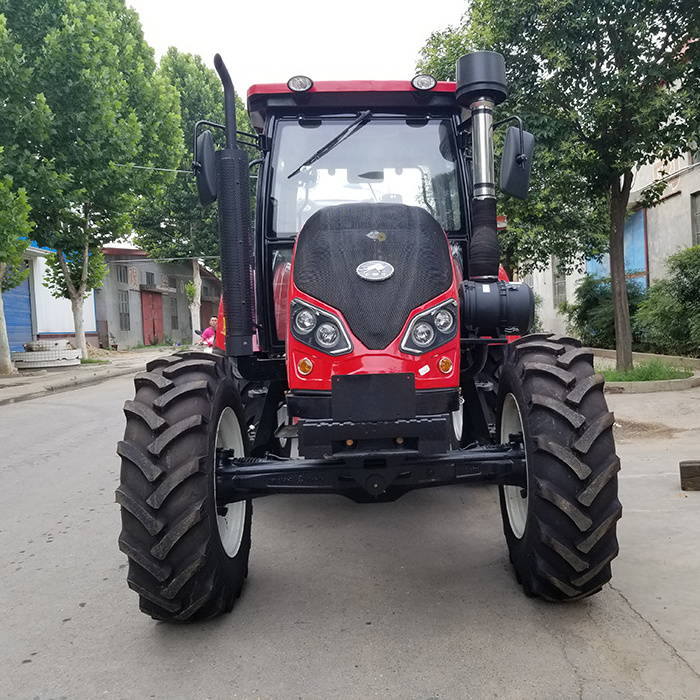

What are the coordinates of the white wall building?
(2, 247, 97, 352)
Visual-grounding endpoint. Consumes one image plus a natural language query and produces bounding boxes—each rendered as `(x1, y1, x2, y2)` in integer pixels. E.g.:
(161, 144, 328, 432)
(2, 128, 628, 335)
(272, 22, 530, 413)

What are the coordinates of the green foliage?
(44, 248, 107, 300)
(418, 6, 612, 275)
(531, 292, 544, 333)
(185, 280, 197, 304)
(134, 48, 256, 271)
(419, 0, 700, 365)
(635, 246, 700, 357)
(561, 275, 647, 349)
(0, 0, 182, 311)
(453, 0, 700, 186)
(600, 359, 692, 383)
(0, 153, 33, 292)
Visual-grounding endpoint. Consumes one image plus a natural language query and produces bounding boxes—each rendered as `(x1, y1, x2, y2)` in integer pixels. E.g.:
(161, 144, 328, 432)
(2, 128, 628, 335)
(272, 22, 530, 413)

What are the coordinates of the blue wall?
(587, 209, 647, 290)
(2, 269, 33, 351)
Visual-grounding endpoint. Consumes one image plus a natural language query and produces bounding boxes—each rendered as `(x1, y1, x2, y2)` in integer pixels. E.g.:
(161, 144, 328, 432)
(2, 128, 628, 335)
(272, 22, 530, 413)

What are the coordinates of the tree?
(419, 1, 700, 369)
(134, 47, 255, 341)
(0, 0, 181, 357)
(0, 161, 33, 375)
(0, 14, 43, 373)
(419, 19, 610, 279)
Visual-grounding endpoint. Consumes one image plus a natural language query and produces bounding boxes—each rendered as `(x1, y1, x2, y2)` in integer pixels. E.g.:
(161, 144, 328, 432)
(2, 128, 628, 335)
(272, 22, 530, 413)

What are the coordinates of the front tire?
(497, 335, 621, 601)
(116, 352, 252, 622)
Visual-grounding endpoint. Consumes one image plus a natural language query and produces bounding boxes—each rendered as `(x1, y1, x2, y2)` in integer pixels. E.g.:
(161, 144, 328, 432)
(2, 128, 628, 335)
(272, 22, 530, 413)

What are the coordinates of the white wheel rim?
(277, 404, 299, 458)
(501, 393, 528, 539)
(214, 406, 246, 557)
(451, 396, 464, 446)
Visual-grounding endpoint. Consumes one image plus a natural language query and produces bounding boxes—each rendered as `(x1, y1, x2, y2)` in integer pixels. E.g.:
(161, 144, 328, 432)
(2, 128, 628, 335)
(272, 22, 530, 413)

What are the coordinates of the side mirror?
(500, 126, 534, 200)
(195, 130, 217, 206)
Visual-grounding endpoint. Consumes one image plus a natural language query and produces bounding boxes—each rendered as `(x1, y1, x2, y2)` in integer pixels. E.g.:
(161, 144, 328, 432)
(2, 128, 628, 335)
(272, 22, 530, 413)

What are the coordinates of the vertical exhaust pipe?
(456, 52, 507, 281)
(214, 54, 254, 356)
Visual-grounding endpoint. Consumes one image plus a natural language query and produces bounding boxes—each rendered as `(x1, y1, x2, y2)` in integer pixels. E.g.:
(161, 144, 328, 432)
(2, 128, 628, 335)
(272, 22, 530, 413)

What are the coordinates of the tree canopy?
(419, 0, 700, 368)
(134, 47, 255, 267)
(0, 151, 33, 374)
(0, 0, 182, 355)
(133, 47, 255, 340)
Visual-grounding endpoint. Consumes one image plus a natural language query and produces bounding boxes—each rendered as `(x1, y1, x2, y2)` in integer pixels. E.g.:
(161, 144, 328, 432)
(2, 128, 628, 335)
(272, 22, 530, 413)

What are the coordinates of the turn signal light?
(438, 357, 453, 374)
(298, 357, 313, 375)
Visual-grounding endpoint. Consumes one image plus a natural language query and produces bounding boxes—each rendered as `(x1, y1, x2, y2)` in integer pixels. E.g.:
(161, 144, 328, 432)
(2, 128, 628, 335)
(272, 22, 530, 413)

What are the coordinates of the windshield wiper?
(287, 110, 372, 179)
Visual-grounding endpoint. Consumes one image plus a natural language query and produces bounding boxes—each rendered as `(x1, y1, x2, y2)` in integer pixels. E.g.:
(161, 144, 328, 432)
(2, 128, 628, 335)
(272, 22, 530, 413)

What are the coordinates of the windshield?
(268, 117, 463, 237)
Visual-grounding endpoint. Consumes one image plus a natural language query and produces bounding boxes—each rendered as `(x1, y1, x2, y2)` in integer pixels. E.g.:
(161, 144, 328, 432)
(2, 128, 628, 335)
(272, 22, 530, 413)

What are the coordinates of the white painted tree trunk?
(70, 293, 87, 359)
(189, 258, 202, 344)
(0, 262, 18, 374)
(55, 248, 89, 360)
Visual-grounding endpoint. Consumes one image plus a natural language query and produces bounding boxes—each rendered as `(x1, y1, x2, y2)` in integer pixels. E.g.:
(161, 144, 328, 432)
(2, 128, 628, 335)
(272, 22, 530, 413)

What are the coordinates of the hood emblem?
(367, 230, 387, 241)
(356, 260, 395, 282)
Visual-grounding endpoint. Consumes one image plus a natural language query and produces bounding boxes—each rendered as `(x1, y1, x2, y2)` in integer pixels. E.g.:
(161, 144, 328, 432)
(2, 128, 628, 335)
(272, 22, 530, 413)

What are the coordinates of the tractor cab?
(247, 79, 467, 356)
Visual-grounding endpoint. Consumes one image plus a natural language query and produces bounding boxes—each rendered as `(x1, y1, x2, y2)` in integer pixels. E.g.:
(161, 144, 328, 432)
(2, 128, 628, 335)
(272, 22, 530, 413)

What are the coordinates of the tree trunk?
(55, 248, 89, 360)
(609, 172, 634, 372)
(70, 293, 87, 359)
(0, 263, 18, 375)
(189, 258, 202, 344)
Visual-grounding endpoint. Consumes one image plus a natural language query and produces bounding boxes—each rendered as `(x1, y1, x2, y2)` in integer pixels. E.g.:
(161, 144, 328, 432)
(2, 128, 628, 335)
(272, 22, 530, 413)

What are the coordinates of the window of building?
(552, 256, 567, 308)
(118, 290, 130, 331)
(117, 265, 128, 284)
(692, 192, 700, 246)
(170, 297, 178, 330)
(202, 284, 210, 298)
(145, 271, 155, 286)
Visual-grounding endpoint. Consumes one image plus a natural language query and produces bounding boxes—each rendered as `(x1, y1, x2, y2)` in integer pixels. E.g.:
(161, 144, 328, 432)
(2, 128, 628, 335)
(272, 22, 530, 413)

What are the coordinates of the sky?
(126, 0, 468, 96)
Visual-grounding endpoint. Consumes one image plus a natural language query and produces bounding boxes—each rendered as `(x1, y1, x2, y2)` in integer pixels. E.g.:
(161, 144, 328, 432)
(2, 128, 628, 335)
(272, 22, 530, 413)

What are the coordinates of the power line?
(112, 163, 193, 174)
(105, 255, 220, 264)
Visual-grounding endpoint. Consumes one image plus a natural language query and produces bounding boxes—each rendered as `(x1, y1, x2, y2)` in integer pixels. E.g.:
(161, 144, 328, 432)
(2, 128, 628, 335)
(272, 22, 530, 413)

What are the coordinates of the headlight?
(411, 74, 437, 91)
(412, 322, 435, 347)
(290, 299, 353, 355)
(294, 308, 316, 334)
(316, 322, 340, 348)
(287, 75, 314, 92)
(400, 300, 459, 355)
(434, 308, 455, 332)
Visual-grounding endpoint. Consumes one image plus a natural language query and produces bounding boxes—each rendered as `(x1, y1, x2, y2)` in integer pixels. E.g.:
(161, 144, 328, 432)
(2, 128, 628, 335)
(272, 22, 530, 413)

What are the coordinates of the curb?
(0, 363, 144, 407)
(592, 348, 700, 370)
(605, 371, 700, 394)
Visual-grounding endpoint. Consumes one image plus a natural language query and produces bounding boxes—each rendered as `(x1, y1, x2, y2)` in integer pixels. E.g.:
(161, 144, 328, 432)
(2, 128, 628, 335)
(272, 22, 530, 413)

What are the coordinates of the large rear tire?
(497, 335, 621, 601)
(116, 352, 252, 622)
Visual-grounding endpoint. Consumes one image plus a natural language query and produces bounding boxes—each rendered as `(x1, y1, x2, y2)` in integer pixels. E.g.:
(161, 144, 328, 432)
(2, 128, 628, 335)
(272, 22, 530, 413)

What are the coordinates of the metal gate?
(3, 265, 33, 352)
(141, 290, 163, 345)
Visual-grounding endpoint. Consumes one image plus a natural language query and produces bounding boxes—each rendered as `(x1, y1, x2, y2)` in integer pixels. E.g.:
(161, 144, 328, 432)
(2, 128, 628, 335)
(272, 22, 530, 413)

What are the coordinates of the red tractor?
(117, 52, 621, 622)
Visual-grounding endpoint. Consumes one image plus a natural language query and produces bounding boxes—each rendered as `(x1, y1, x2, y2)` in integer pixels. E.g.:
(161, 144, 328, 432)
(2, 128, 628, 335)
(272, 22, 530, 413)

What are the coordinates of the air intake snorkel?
(456, 51, 507, 281)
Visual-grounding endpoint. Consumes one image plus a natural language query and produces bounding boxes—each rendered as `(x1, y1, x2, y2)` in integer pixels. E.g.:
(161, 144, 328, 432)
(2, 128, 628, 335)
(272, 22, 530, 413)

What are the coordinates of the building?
(2, 246, 97, 352)
(96, 246, 221, 349)
(526, 152, 700, 334)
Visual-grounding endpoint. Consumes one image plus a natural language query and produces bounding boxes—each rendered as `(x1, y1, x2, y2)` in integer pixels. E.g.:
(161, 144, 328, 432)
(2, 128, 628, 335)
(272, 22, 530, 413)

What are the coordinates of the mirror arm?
(492, 115, 527, 168)
(192, 119, 226, 174)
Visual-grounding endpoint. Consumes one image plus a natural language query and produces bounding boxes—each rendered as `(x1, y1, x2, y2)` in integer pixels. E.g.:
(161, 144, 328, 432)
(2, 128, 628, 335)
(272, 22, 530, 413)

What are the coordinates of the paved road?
(1, 376, 699, 699)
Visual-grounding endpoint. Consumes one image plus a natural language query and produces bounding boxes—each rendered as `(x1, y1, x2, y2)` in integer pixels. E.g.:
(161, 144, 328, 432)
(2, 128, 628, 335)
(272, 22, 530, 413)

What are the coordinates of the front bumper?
(216, 440, 526, 502)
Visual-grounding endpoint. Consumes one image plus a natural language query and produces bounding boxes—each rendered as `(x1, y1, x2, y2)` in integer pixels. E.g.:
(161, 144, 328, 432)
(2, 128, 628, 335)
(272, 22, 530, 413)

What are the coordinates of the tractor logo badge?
(366, 230, 386, 241)
(356, 260, 394, 281)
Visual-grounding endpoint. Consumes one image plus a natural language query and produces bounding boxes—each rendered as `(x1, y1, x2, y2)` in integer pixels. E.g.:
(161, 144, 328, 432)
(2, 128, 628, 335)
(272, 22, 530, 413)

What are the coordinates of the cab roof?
(246, 80, 458, 132)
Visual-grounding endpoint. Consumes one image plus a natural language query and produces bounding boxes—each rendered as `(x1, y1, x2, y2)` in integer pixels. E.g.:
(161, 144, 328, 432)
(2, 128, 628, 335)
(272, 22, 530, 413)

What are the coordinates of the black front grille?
(293, 203, 453, 350)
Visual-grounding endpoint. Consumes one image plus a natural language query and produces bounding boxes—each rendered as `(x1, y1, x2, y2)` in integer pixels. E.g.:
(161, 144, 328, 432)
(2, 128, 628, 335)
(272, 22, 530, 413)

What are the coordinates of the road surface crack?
(609, 583, 700, 681)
